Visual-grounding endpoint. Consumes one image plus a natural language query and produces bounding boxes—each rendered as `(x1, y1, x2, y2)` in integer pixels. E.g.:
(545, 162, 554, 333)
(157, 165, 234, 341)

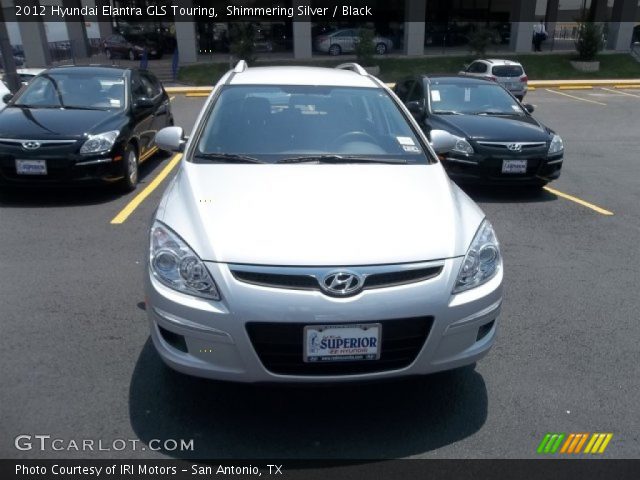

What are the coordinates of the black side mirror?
(134, 97, 155, 109)
(405, 100, 426, 120)
(3, 93, 13, 103)
(523, 103, 535, 113)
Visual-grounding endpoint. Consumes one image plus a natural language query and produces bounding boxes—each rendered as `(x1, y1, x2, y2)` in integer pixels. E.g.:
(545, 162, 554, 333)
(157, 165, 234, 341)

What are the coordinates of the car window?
(395, 79, 415, 102)
(407, 80, 424, 103)
(140, 72, 162, 98)
(428, 82, 524, 115)
(196, 85, 431, 163)
(13, 72, 125, 109)
(492, 65, 524, 77)
(130, 72, 147, 100)
(468, 62, 487, 73)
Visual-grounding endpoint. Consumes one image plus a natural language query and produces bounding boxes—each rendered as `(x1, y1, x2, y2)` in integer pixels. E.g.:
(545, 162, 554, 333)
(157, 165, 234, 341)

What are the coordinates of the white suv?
(460, 59, 528, 100)
(147, 61, 503, 383)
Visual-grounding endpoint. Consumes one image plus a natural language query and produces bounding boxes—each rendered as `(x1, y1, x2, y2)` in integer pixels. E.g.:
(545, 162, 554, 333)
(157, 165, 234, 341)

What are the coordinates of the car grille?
(246, 317, 433, 376)
(476, 141, 547, 152)
(231, 265, 443, 292)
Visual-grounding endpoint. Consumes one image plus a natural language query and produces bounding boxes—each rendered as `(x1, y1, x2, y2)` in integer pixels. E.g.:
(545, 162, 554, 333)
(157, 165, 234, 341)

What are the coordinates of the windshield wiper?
(60, 105, 109, 111)
(474, 111, 520, 116)
(277, 155, 406, 164)
(14, 104, 62, 109)
(432, 110, 463, 115)
(193, 153, 265, 164)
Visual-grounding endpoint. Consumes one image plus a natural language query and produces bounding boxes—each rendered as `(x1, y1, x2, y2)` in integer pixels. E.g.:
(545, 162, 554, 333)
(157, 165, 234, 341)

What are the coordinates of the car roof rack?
(335, 63, 368, 76)
(233, 60, 248, 73)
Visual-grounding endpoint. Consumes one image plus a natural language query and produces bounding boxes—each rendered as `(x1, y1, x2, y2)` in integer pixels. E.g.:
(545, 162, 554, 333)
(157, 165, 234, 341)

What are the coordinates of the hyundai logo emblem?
(321, 271, 363, 297)
(22, 141, 41, 150)
(507, 143, 522, 152)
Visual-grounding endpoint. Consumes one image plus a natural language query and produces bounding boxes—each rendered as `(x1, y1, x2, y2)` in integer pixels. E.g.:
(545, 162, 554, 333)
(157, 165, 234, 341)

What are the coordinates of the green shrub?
(575, 22, 603, 61)
(355, 29, 376, 65)
(468, 28, 494, 57)
(230, 23, 257, 65)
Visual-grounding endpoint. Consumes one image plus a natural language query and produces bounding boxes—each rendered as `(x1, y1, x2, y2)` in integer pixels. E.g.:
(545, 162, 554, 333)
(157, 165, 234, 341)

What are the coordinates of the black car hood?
(431, 113, 551, 142)
(0, 106, 122, 139)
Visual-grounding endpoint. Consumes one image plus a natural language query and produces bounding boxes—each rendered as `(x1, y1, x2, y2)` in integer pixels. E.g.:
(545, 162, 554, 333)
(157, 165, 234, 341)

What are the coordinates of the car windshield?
(429, 82, 524, 115)
(492, 65, 524, 77)
(196, 85, 430, 163)
(12, 72, 126, 110)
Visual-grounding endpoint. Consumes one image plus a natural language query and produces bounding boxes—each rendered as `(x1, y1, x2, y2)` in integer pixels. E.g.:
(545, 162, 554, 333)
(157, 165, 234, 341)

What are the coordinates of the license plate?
(502, 159, 527, 174)
(508, 82, 521, 89)
(303, 323, 381, 363)
(15, 159, 47, 175)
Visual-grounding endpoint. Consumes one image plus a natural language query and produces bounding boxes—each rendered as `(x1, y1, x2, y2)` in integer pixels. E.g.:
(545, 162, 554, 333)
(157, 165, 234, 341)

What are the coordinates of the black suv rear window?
(492, 65, 523, 77)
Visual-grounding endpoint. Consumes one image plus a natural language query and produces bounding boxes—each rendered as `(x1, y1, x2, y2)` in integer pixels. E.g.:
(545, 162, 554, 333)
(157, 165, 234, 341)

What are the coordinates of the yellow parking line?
(543, 186, 614, 216)
(600, 87, 640, 98)
(186, 92, 210, 97)
(558, 86, 593, 90)
(110, 154, 183, 225)
(614, 84, 640, 89)
(545, 88, 607, 106)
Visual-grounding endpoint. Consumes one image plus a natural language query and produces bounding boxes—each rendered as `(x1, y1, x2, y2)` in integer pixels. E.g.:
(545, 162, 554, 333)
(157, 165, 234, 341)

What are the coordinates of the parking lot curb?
(527, 79, 640, 89)
(165, 86, 213, 94)
(165, 79, 640, 95)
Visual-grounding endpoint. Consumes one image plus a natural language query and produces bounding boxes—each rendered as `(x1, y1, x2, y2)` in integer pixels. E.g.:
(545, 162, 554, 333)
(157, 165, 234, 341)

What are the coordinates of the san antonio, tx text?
(16, 4, 372, 19)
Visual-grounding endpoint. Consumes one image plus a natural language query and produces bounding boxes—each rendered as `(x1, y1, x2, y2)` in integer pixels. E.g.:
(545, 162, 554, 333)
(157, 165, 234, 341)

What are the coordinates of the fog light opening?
(158, 325, 188, 353)
(476, 320, 495, 342)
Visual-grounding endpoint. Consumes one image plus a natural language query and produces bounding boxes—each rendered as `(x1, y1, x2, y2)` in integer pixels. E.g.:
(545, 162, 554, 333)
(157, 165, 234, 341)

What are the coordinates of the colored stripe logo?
(537, 433, 613, 454)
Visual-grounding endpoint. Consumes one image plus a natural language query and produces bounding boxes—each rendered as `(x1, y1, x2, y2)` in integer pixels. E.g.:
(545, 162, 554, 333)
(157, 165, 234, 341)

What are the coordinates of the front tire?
(375, 42, 387, 54)
(328, 44, 341, 56)
(105, 48, 112, 60)
(120, 144, 139, 192)
(128, 50, 136, 61)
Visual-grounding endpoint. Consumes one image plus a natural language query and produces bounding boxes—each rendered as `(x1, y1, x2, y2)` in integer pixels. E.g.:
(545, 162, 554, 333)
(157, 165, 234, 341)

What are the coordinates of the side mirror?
(155, 126, 185, 153)
(3, 93, 13, 103)
(134, 97, 155, 109)
(405, 100, 425, 120)
(523, 103, 535, 113)
(429, 129, 457, 154)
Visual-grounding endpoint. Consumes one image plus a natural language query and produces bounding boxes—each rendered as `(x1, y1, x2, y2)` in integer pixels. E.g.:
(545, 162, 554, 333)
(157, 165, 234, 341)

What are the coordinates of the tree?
(574, 22, 603, 61)
(468, 28, 494, 58)
(230, 23, 257, 65)
(355, 28, 375, 66)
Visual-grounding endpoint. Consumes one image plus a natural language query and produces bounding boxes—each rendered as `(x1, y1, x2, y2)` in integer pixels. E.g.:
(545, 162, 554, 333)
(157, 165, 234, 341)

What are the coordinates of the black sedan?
(0, 65, 173, 191)
(102, 33, 163, 60)
(394, 75, 563, 187)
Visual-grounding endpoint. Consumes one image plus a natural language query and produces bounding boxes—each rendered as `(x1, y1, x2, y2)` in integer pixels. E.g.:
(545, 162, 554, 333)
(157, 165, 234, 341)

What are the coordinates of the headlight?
(149, 221, 221, 300)
(453, 220, 501, 294)
(80, 131, 119, 155)
(451, 136, 474, 156)
(548, 134, 563, 154)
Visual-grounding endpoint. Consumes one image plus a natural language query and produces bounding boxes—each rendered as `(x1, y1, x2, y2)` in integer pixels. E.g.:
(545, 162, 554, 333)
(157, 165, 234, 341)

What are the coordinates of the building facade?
(1, 0, 639, 68)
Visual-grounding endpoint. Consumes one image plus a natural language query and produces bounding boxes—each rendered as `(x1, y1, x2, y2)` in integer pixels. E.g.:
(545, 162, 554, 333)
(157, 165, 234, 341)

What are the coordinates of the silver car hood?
(157, 162, 485, 266)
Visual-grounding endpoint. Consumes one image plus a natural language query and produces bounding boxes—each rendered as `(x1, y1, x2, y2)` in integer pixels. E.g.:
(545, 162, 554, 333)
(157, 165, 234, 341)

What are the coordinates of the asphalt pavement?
(1, 88, 639, 459)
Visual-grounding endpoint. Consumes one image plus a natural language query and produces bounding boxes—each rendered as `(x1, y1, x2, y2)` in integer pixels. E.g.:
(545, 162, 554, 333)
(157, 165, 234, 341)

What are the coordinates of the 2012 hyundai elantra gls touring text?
(146, 61, 503, 383)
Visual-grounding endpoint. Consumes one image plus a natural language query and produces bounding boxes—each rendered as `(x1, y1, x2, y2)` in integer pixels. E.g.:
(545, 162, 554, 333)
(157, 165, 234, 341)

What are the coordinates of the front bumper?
(442, 150, 563, 185)
(0, 151, 125, 186)
(145, 258, 503, 383)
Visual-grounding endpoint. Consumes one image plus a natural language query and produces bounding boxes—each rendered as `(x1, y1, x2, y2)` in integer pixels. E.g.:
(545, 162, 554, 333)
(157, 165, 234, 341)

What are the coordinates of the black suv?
(394, 75, 564, 187)
(0, 65, 173, 191)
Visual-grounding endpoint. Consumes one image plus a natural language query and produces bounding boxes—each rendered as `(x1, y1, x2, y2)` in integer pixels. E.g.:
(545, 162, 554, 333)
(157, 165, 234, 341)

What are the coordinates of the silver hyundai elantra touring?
(146, 61, 503, 382)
